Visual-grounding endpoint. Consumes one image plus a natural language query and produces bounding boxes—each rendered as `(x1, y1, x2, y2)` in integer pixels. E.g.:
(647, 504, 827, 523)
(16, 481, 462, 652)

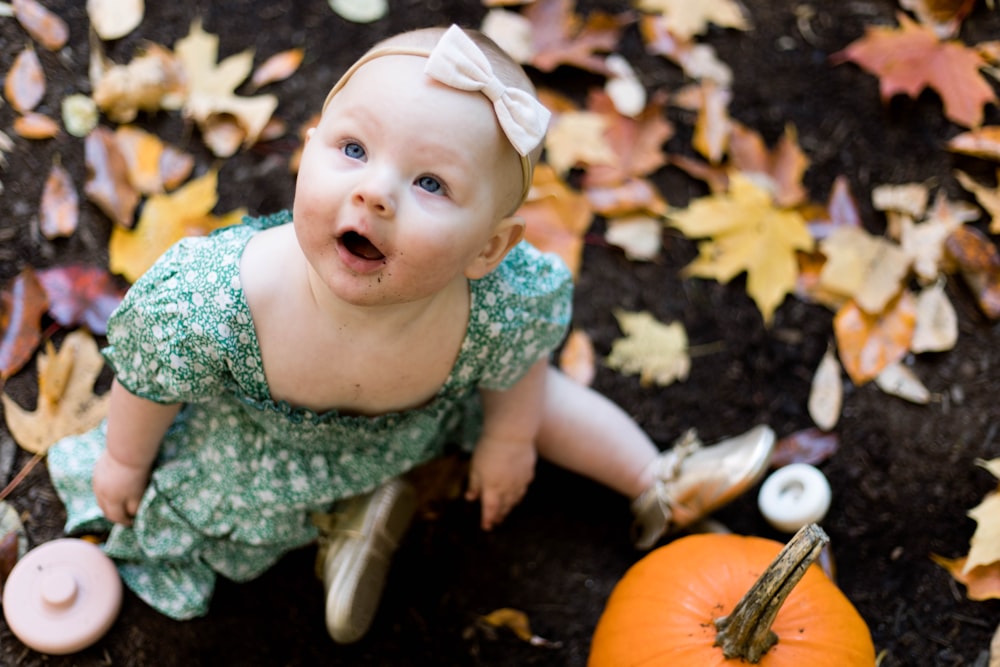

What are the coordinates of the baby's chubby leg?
(535, 367, 775, 548)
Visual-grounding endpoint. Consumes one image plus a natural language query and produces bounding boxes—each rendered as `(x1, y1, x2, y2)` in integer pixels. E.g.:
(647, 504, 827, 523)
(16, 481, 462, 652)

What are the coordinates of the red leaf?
(35, 265, 125, 335)
(0, 267, 48, 380)
(39, 157, 79, 239)
(771, 427, 839, 467)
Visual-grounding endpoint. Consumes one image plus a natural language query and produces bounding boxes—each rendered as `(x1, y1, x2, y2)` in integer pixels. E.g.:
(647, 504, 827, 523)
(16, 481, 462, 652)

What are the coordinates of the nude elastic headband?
(322, 25, 551, 204)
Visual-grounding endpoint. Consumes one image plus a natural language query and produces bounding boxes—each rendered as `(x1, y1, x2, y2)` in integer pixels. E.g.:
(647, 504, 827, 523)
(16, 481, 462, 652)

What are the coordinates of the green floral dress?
(47, 211, 572, 620)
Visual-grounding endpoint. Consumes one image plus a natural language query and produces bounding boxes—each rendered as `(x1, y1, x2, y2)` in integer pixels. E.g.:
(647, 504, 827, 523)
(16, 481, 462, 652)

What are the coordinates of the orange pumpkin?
(589, 524, 875, 666)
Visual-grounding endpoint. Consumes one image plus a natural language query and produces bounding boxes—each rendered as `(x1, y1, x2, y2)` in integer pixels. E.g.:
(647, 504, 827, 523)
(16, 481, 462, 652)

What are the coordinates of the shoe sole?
(324, 479, 417, 644)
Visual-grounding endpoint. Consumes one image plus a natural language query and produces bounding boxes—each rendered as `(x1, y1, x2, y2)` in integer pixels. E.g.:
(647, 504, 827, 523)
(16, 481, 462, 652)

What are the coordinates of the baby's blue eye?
(417, 175, 442, 194)
(343, 142, 365, 160)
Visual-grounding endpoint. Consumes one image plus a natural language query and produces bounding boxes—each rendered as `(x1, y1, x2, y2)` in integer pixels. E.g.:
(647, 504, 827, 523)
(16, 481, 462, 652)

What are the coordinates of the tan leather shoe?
(314, 478, 416, 644)
(631, 424, 775, 549)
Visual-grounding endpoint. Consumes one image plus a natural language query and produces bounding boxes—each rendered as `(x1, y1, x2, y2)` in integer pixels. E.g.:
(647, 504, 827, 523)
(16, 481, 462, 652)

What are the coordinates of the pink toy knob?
(2, 538, 122, 655)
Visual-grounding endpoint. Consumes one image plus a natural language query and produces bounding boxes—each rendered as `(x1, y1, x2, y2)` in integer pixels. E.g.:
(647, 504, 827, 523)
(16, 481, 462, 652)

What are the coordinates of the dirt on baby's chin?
(3, 0, 1000, 665)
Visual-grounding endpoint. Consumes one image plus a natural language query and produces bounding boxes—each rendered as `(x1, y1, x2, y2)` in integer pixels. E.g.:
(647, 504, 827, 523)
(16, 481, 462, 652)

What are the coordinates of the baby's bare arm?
(468, 359, 547, 530)
(93, 380, 181, 525)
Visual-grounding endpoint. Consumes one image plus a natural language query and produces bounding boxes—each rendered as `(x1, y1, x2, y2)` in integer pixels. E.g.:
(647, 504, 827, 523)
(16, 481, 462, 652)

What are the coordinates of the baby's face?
(292, 55, 523, 308)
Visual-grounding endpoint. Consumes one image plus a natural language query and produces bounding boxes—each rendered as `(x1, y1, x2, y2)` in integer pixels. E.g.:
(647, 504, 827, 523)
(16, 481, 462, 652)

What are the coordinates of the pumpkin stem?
(713, 523, 830, 663)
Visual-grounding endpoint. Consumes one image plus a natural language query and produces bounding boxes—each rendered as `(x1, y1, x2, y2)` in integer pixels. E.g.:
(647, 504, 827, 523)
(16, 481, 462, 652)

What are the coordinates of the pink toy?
(2, 538, 122, 655)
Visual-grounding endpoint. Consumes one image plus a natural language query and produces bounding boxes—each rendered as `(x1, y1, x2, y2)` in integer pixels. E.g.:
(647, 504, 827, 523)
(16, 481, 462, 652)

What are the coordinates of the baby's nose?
(352, 173, 396, 216)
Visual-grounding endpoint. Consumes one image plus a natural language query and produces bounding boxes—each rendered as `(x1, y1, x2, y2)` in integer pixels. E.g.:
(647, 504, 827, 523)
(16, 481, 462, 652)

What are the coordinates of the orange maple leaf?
(833, 291, 916, 385)
(831, 12, 997, 128)
(519, 164, 594, 279)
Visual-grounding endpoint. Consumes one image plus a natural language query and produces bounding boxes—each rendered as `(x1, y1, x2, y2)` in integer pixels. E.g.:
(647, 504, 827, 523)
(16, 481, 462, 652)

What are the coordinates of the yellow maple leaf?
(605, 310, 689, 387)
(1, 330, 110, 454)
(109, 170, 246, 283)
(174, 19, 279, 156)
(667, 172, 814, 325)
(636, 0, 750, 40)
(544, 111, 617, 175)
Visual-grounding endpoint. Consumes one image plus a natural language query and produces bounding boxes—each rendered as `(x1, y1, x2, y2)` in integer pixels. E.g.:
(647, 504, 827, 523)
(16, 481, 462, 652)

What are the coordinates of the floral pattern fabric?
(47, 210, 572, 619)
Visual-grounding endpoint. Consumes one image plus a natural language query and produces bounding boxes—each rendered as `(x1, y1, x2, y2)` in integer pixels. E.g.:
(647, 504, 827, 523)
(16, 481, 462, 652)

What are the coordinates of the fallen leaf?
(831, 12, 997, 128)
(35, 265, 126, 335)
(12, 111, 59, 139)
(0, 268, 48, 380)
(948, 126, 1000, 161)
(91, 40, 185, 123)
(966, 490, 1000, 573)
(84, 125, 141, 228)
(12, 0, 68, 50)
(583, 89, 673, 188)
(805, 174, 862, 240)
(0, 501, 28, 588)
(668, 172, 814, 325)
(87, 0, 143, 40)
(174, 19, 279, 155)
(945, 224, 1000, 319)
(833, 291, 917, 385)
(4, 44, 45, 113)
(692, 80, 733, 165)
(899, 0, 975, 38)
(956, 170, 1000, 234)
(518, 164, 594, 278)
(818, 226, 911, 315)
(39, 156, 79, 239)
(249, 48, 304, 90)
(545, 110, 617, 175)
(481, 9, 536, 64)
(1, 330, 110, 455)
(636, 0, 750, 40)
(328, 0, 387, 23)
(605, 310, 690, 387)
(586, 178, 667, 218)
(911, 280, 957, 353)
(478, 608, 562, 648)
(525, 0, 623, 75)
(728, 123, 809, 208)
(874, 361, 931, 404)
(898, 195, 975, 282)
(931, 553, 1000, 601)
(61, 93, 100, 137)
(558, 329, 596, 386)
(603, 54, 645, 118)
(113, 125, 193, 194)
(872, 182, 929, 220)
(108, 170, 246, 283)
(604, 215, 662, 261)
(808, 346, 842, 431)
(770, 427, 839, 467)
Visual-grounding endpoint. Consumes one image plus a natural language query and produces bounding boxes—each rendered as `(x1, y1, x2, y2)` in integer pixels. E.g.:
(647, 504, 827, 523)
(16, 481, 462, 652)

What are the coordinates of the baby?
(47, 25, 775, 644)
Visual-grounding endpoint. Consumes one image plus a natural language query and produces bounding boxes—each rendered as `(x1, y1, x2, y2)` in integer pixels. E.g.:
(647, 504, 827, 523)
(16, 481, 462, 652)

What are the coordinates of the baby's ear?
(464, 216, 525, 279)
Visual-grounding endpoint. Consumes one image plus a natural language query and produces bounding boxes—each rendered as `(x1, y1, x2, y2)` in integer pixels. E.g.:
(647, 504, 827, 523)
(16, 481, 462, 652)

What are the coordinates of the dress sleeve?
(103, 231, 251, 404)
(473, 241, 573, 391)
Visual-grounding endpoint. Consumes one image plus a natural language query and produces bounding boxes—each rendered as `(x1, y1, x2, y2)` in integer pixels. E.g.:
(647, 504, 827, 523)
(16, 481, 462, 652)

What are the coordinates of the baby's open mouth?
(341, 231, 385, 261)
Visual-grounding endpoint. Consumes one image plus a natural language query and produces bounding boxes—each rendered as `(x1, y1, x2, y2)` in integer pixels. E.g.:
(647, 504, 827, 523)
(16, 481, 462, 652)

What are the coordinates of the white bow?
(424, 25, 550, 157)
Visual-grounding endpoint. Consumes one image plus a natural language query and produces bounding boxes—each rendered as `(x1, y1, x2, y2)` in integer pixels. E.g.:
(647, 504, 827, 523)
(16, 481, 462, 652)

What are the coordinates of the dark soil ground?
(3, 0, 1000, 665)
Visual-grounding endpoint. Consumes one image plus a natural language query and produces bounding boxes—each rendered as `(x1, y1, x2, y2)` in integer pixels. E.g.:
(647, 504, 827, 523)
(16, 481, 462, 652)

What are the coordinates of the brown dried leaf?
(0, 268, 48, 380)
(525, 0, 624, 75)
(1, 330, 110, 455)
(249, 48, 304, 90)
(4, 44, 45, 113)
(518, 164, 594, 278)
(86, 0, 143, 40)
(39, 156, 79, 239)
(478, 608, 562, 647)
(12, 0, 68, 50)
(945, 224, 1000, 319)
(91, 41, 185, 123)
(833, 291, 917, 385)
(770, 428, 839, 467)
(947, 126, 1000, 160)
(84, 125, 141, 228)
(12, 111, 59, 139)
(582, 89, 673, 187)
(932, 553, 1000, 601)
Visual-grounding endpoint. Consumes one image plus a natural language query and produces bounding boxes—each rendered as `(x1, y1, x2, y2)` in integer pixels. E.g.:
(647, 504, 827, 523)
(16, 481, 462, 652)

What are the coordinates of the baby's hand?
(93, 450, 152, 526)
(466, 434, 537, 531)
